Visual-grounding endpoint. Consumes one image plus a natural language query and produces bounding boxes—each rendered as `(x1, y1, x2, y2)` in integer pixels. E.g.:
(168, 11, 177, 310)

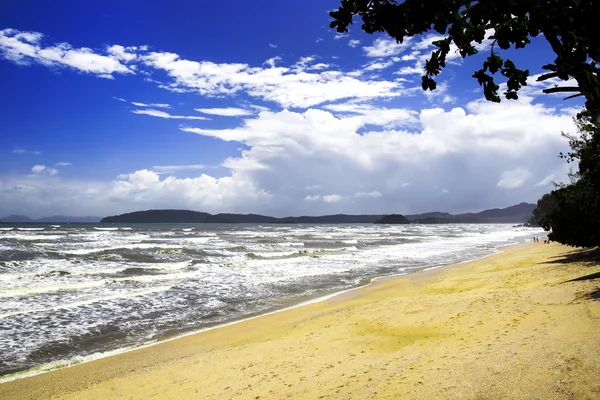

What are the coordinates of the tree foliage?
(527, 193, 558, 227)
(535, 113, 600, 246)
(330, 0, 600, 114)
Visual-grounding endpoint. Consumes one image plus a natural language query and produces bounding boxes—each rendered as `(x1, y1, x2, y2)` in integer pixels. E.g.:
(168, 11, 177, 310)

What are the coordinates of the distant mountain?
(101, 203, 536, 224)
(101, 210, 211, 223)
(0, 215, 102, 223)
(101, 210, 385, 224)
(407, 202, 536, 224)
(0, 215, 34, 223)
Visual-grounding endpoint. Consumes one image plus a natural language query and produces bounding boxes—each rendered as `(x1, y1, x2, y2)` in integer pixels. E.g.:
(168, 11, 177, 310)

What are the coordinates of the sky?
(0, 0, 584, 218)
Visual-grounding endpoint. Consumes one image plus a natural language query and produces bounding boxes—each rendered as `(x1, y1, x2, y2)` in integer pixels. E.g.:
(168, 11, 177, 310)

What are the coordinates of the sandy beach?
(1, 242, 599, 399)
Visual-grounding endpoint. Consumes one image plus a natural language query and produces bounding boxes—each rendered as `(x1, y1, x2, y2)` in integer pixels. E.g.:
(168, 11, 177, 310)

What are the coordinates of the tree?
(330, 0, 600, 115)
(535, 113, 600, 246)
(527, 193, 558, 226)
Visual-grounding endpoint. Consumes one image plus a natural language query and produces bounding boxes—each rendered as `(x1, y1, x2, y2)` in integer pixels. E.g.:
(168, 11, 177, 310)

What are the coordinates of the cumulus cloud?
(0, 170, 272, 218)
(348, 39, 361, 48)
(131, 109, 209, 120)
(1, 96, 576, 217)
(175, 97, 573, 215)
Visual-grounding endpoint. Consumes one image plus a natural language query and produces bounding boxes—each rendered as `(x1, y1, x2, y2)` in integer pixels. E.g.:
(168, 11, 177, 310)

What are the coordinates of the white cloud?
(497, 167, 532, 189)
(106, 45, 138, 62)
(363, 60, 394, 71)
(348, 39, 361, 48)
(141, 51, 403, 108)
(131, 102, 170, 108)
(308, 63, 330, 71)
(1, 28, 413, 109)
(269, 43, 277, 48)
(334, 33, 347, 40)
(131, 109, 209, 120)
(0, 28, 134, 78)
(322, 102, 418, 129)
(195, 107, 254, 117)
(323, 194, 343, 203)
(152, 164, 206, 174)
(363, 37, 412, 58)
(12, 148, 41, 155)
(113, 96, 127, 102)
(534, 174, 555, 187)
(395, 65, 424, 76)
(354, 191, 381, 198)
(55, 162, 72, 166)
(0, 28, 582, 217)
(304, 194, 321, 202)
(1, 98, 576, 217)
(173, 98, 574, 215)
(31, 165, 58, 176)
(263, 56, 282, 68)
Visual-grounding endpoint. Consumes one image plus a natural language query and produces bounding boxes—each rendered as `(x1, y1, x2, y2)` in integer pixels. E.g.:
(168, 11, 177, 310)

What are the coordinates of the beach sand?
(2, 242, 599, 399)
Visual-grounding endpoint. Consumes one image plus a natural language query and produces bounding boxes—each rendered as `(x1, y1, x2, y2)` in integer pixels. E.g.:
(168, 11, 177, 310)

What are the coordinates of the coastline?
(2, 241, 599, 399)
(0, 240, 524, 384)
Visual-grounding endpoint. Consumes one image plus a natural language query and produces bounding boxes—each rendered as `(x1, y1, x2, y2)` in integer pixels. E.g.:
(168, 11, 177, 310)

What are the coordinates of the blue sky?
(0, 0, 583, 218)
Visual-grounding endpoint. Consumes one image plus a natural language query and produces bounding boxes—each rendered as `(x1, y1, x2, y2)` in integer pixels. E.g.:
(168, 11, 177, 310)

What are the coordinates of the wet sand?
(2, 242, 599, 399)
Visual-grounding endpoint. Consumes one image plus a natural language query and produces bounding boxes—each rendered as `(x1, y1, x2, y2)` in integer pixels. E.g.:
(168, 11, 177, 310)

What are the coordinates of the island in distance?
(100, 202, 535, 224)
(374, 214, 410, 224)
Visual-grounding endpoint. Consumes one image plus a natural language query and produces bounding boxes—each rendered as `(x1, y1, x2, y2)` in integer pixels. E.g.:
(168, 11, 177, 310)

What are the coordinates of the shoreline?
(2, 242, 598, 399)
(0, 240, 528, 384)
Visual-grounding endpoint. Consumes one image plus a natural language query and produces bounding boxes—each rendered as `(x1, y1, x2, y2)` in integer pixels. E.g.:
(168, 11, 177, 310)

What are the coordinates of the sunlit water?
(0, 223, 543, 377)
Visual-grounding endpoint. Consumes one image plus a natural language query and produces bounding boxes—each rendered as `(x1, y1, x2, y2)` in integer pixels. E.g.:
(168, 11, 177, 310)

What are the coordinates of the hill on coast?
(0, 215, 102, 223)
(100, 203, 535, 224)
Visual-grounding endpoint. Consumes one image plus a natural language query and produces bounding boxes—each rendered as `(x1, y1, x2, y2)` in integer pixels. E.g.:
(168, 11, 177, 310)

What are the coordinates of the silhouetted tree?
(330, 0, 600, 114)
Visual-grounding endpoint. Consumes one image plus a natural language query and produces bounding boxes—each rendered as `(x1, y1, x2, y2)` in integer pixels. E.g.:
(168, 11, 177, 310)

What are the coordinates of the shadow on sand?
(582, 287, 600, 300)
(545, 247, 600, 265)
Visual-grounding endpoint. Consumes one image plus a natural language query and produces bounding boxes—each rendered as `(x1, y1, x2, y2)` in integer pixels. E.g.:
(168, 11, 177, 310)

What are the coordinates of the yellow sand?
(2, 242, 599, 399)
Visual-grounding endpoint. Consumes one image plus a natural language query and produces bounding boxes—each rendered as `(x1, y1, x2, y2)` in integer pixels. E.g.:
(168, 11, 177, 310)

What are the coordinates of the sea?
(0, 222, 544, 380)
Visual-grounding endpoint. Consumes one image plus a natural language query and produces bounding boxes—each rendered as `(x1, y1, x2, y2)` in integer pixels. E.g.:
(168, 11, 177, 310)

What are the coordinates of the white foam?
(93, 227, 119, 231)
(0, 223, 545, 382)
(0, 286, 172, 319)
